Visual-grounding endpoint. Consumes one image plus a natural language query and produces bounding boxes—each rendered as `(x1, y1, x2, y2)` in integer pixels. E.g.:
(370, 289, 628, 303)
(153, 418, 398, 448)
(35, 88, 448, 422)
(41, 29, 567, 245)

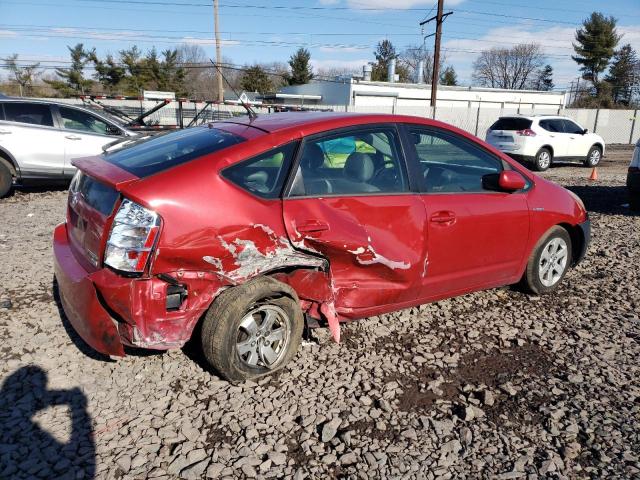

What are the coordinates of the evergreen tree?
(572, 12, 620, 90)
(240, 65, 273, 94)
(287, 48, 313, 85)
(90, 53, 125, 93)
(371, 40, 410, 82)
(534, 64, 554, 91)
(440, 66, 458, 86)
(45, 43, 94, 95)
(606, 44, 639, 105)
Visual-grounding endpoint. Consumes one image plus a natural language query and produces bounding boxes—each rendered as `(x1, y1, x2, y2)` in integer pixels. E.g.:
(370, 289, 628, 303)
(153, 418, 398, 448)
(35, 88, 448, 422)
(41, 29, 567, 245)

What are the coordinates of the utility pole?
(213, 0, 224, 102)
(420, 0, 452, 110)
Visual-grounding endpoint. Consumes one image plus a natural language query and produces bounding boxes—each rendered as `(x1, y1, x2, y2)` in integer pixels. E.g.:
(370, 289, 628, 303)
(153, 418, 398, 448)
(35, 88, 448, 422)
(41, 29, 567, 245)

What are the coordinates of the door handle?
(430, 211, 456, 225)
(297, 220, 329, 233)
(65, 135, 82, 140)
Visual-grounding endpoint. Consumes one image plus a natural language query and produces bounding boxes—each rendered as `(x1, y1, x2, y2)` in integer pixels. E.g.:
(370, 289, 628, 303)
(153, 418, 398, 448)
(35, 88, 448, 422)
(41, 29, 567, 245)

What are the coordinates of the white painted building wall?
(279, 80, 567, 111)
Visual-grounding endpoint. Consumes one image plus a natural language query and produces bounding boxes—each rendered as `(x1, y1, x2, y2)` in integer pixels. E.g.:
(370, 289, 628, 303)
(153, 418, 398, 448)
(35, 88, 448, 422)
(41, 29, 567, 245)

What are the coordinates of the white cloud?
(0, 30, 17, 38)
(441, 23, 640, 88)
(310, 58, 370, 72)
(323, 0, 465, 10)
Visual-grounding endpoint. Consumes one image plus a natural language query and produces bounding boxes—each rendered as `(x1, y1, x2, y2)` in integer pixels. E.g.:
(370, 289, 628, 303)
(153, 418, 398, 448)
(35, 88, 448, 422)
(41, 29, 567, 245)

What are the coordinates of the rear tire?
(522, 226, 572, 295)
(201, 276, 304, 382)
(532, 148, 552, 172)
(0, 162, 12, 198)
(584, 145, 602, 167)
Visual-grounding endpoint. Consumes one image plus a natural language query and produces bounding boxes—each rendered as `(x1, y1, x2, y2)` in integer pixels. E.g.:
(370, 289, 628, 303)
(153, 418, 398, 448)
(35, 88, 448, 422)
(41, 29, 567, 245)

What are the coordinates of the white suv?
(485, 115, 605, 171)
(0, 98, 138, 197)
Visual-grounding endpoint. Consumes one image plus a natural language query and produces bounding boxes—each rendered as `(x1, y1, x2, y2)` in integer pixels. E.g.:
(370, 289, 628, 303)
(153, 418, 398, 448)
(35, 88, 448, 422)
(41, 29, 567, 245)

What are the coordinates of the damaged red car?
(53, 112, 590, 381)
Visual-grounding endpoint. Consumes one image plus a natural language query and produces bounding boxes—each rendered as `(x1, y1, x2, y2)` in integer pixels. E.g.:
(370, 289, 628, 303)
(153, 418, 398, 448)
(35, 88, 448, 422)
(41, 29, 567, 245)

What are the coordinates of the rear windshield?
(104, 126, 245, 177)
(490, 117, 532, 131)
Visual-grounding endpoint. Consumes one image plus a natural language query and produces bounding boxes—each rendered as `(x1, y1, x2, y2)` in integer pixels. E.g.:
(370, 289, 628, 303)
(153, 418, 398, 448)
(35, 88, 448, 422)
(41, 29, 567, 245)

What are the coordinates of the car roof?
(498, 115, 569, 121)
(219, 111, 430, 134)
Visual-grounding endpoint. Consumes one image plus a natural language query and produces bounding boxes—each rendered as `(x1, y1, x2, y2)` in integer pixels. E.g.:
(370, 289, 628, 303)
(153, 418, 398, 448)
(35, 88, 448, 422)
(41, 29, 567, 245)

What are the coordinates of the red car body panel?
(53, 113, 589, 356)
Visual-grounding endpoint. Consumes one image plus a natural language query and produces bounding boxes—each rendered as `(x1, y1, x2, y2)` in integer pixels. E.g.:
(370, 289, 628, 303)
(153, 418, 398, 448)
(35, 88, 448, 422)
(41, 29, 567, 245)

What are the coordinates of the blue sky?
(1, 0, 639, 90)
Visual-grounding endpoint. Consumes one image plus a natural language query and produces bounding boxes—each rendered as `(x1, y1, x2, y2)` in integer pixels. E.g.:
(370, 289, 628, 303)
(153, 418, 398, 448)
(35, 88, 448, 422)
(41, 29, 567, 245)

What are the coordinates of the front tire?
(522, 226, 572, 295)
(201, 276, 304, 382)
(584, 145, 602, 167)
(533, 148, 552, 172)
(0, 162, 12, 198)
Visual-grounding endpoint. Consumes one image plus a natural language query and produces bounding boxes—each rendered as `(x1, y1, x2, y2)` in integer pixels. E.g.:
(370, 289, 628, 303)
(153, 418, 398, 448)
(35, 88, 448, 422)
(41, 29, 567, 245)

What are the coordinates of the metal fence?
(46, 98, 640, 144)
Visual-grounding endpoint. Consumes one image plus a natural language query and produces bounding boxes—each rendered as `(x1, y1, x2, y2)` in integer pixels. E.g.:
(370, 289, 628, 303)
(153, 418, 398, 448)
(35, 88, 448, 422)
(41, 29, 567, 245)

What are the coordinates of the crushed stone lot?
(0, 146, 638, 480)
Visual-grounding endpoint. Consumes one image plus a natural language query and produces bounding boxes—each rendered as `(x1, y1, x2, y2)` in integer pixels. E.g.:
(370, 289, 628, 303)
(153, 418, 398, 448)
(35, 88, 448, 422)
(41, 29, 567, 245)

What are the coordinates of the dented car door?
(282, 125, 428, 314)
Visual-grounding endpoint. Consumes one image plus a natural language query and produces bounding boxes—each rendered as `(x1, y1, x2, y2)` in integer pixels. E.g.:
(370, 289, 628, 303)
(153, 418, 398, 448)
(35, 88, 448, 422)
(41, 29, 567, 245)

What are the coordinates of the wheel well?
(0, 149, 18, 177)
(591, 143, 603, 152)
(539, 145, 554, 158)
(559, 222, 584, 266)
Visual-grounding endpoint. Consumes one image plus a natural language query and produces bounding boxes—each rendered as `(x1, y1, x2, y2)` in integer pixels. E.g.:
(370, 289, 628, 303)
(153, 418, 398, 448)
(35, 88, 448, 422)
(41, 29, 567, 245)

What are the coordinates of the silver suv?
(0, 98, 138, 197)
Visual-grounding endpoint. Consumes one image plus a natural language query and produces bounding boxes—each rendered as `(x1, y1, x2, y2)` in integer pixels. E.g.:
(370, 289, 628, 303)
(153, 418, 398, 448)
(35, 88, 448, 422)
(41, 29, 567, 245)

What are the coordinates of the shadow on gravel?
(567, 184, 639, 216)
(0, 366, 96, 479)
(52, 279, 113, 363)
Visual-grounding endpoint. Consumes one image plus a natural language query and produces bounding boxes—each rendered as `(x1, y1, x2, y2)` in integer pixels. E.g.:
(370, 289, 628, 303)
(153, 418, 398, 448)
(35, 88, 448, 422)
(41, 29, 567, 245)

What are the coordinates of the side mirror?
(498, 170, 526, 191)
(582, 128, 588, 135)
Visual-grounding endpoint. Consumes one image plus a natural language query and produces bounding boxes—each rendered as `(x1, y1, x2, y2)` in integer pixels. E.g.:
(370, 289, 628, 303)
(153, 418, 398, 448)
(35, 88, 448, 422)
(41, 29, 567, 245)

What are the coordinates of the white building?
(263, 79, 567, 113)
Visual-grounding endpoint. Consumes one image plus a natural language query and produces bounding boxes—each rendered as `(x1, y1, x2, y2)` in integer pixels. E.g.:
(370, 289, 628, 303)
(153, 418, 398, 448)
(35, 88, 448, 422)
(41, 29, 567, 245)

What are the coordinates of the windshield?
(104, 126, 245, 177)
(490, 118, 532, 131)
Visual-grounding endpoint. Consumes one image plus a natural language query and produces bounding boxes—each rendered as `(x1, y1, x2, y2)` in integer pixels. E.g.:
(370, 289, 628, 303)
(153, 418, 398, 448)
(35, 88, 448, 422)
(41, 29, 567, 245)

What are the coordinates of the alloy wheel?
(538, 237, 568, 287)
(236, 305, 291, 369)
(538, 151, 551, 170)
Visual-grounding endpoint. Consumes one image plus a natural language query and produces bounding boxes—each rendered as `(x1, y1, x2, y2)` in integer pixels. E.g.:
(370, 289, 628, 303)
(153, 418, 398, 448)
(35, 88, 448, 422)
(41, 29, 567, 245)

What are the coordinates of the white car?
(485, 115, 605, 171)
(0, 98, 138, 197)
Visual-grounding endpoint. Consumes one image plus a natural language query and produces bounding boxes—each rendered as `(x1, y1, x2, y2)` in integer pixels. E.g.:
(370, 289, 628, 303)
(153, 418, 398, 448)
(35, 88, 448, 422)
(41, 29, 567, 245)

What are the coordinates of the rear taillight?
(104, 199, 160, 273)
(516, 129, 536, 137)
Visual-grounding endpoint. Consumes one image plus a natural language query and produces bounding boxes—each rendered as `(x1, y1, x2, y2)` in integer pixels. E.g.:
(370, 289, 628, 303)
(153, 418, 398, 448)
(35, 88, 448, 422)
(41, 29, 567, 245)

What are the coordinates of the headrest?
(300, 143, 325, 170)
(344, 152, 375, 183)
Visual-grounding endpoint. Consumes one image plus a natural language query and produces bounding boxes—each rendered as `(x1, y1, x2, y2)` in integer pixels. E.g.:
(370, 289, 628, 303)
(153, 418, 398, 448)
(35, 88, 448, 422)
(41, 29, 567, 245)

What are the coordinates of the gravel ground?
(0, 146, 638, 480)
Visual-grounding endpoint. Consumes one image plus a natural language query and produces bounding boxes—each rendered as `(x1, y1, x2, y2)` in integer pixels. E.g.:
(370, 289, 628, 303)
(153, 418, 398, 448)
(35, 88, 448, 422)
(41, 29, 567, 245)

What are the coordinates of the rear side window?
(104, 126, 245, 177)
(490, 117, 532, 131)
(539, 119, 564, 133)
(222, 142, 297, 199)
(59, 106, 111, 135)
(3, 102, 54, 127)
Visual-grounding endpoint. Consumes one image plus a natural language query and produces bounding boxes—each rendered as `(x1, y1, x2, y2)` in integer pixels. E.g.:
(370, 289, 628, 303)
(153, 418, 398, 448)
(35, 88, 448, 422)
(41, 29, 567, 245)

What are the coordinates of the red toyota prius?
(53, 112, 589, 381)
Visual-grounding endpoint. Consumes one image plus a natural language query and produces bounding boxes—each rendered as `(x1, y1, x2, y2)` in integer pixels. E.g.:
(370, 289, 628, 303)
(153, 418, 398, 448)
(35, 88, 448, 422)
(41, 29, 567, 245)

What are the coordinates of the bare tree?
(472, 44, 545, 90)
(399, 45, 442, 83)
(3, 54, 41, 96)
(315, 66, 361, 80)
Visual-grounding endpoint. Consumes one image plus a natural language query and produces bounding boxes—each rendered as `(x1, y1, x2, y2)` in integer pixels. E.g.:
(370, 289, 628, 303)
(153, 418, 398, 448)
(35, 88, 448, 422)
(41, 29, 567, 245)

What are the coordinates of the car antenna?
(210, 59, 257, 120)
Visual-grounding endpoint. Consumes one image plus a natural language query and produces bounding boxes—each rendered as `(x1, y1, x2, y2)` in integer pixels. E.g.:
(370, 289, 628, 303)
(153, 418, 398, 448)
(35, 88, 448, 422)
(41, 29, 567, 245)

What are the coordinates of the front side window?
(222, 142, 297, 199)
(288, 127, 408, 197)
(562, 120, 584, 134)
(104, 126, 245, 178)
(59, 107, 113, 135)
(408, 126, 502, 193)
(3, 102, 53, 127)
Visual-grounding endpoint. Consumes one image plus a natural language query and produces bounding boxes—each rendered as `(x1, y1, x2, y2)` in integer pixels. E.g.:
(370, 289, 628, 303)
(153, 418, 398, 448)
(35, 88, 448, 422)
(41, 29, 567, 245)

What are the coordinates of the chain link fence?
(37, 97, 640, 144)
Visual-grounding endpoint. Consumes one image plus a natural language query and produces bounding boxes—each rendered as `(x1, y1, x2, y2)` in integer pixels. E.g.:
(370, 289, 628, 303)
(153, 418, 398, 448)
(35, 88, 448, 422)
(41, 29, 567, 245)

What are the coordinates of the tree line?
(2, 10, 638, 108)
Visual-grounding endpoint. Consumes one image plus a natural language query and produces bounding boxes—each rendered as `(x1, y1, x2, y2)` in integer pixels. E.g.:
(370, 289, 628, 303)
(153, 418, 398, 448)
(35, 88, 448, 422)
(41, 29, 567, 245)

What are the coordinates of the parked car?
(628, 138, 640, 211)
(53, 112, 590, 381)
(0, 98, 138, 197)
(486, 115, 605, 172)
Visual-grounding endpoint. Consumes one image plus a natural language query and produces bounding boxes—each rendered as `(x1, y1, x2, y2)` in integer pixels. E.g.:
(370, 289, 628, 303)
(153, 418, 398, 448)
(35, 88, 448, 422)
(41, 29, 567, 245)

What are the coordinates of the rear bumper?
(575, 217, 591, 265)
(53, 223, 125, 356)
(53, 223, 224, 356)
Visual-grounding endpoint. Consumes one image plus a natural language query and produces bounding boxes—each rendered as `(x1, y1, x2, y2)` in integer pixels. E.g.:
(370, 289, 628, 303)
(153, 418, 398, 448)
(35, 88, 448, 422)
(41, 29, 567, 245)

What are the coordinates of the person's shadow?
(0, 366, 95, 479)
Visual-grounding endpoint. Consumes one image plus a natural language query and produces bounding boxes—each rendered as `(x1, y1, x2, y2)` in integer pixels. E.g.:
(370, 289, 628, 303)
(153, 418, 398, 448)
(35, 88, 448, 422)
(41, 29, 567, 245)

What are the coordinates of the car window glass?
(539, 119, 563, 133)
(562, 120, 583, 134)
(288, 127, 408, 197)
(104, 126, 245, 177)
(408, 126, 502, 193)
(3, 103, 53, 127)
(59, 107, 112, 135)
(489, 117, 532, 130)
(222, 142, 297, 199)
